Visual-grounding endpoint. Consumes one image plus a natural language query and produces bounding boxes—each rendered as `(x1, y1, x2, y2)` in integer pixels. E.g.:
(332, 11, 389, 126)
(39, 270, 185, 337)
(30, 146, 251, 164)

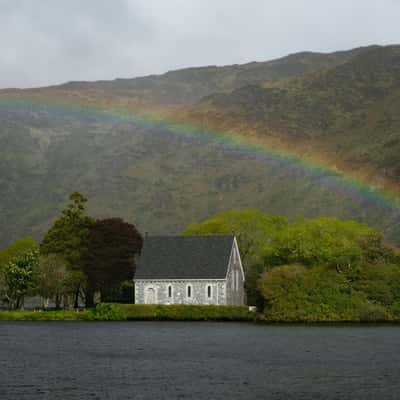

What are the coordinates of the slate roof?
(135, 236, 235, 280)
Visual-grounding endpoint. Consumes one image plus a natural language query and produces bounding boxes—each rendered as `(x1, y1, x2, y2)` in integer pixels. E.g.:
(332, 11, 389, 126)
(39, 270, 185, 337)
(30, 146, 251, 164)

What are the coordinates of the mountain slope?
(177, 45, 400, 194)
(53, 45, 377, 105)
(0, 45, 399, 249)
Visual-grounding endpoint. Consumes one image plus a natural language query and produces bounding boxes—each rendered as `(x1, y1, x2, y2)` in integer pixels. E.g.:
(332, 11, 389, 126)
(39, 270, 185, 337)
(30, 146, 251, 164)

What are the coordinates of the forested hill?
(46, 45, 376, 105)
(182, 45, 400, 187)
(0, 45, 399, 248)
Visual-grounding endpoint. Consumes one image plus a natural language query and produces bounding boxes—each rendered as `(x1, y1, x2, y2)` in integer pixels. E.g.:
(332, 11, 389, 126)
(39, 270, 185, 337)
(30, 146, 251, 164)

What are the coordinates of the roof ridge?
(144, 235, 235, 238)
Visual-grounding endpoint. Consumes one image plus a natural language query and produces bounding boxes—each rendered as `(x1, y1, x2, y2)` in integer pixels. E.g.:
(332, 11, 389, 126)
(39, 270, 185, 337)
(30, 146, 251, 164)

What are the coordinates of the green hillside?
(0, 45, 399, 248)
(193, 45, 400, 186)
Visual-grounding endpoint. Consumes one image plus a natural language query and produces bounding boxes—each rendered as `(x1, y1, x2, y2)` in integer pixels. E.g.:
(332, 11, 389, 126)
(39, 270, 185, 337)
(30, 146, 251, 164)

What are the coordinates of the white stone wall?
(134, 280, 226, 305)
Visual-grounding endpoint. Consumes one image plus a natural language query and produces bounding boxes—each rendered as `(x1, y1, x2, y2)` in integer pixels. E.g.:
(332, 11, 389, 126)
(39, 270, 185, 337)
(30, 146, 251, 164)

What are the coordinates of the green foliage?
(40, 192, 93, 307)
(101, 280, 135, 304)
(82, 218, 143, 306)
(0, 238, 38, 270)
(255, 216, 400, 322)
(356, 302, 390, 322)
(349, 263, 400, 309)
(263, 217, 386, 271)
(92, 303, 128, 320)
(2, 250, 39, 309)
(0, 310, 93, 321)
(183, 209, 288, 266)
(258, 265, 362, 321)
(0, 304, 253, 321)
(258, 262, 400, 322)
(94, 304, 254, 321)
(183, 211, 394, 313)
(63, 269, 87, 308)
(40, 192, 94, 269)
(37, 254, 69, 308)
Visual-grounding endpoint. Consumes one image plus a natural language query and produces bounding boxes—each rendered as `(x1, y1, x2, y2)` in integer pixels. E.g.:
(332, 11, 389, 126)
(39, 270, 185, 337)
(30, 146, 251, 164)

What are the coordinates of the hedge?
(92, 303, 255, 321)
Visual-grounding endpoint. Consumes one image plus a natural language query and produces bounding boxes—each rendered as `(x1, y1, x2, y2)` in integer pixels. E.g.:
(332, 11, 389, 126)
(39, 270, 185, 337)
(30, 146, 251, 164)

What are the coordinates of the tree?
(183, 209, 287, 267)
(257, 264, 367, 321)
(3, 250, 39, 309)
(41, 192, 94, 266)
(41, 192, 94, 307)
(0, 238, 38, 270)
(63, 270, 87, 310)
(82, 218, 143, 307)
(263, 217, 387, 272)
(37, 254, 68, 309)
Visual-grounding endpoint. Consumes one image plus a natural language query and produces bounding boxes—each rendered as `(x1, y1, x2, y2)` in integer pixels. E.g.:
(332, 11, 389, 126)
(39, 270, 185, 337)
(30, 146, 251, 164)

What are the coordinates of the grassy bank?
(0, 310, 93, 321)
(0, 304, 255, 321)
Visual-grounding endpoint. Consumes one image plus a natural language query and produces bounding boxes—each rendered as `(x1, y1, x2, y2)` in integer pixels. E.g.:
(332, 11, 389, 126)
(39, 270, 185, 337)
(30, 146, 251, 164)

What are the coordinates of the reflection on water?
(0, 322, 400, 399)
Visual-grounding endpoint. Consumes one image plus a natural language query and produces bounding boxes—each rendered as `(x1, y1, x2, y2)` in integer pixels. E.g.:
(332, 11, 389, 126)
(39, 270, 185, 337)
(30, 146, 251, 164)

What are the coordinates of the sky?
(1, 0, 400, 88)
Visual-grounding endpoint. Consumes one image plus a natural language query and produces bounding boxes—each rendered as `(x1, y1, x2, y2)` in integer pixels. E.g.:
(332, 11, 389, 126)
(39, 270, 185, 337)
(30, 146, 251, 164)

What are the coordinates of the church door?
(145, 288, 156, 304)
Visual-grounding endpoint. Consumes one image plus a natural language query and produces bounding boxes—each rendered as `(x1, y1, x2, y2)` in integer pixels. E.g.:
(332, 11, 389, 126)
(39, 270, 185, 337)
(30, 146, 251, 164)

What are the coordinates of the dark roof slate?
(135, 235, 234, 279)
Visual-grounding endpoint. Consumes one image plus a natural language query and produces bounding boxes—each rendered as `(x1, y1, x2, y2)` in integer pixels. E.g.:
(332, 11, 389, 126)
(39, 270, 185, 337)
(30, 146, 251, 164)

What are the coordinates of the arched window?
(168, 285, 172, 298)
(235, 270, 239, 290)
(207, 285, 212, 298)
(187, 285, 192, 298)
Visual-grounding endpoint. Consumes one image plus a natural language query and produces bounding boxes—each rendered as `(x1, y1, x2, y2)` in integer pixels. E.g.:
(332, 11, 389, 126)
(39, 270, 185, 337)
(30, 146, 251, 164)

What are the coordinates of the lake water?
(1, 322, 399, 399)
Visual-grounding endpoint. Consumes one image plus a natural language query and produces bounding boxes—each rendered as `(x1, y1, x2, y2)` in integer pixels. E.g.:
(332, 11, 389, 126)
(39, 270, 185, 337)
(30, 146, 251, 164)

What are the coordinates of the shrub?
(258, 264, 372, 322)
(92, 303, 128, 320)
(356, 302, 390, 322)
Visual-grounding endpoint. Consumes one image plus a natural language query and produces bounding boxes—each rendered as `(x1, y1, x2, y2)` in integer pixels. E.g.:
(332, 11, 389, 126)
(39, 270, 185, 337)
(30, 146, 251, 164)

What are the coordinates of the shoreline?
(1, 305, 399, 324)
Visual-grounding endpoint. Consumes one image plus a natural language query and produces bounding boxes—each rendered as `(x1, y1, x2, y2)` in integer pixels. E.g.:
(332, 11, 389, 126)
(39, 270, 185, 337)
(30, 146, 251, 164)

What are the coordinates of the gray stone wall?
(135, 280, 226, 305)
(225, 240, 245, 305)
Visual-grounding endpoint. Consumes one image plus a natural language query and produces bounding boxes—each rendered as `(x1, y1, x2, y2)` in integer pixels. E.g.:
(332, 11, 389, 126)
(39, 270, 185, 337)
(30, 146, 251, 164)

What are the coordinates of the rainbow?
(1, 92, 400, 215)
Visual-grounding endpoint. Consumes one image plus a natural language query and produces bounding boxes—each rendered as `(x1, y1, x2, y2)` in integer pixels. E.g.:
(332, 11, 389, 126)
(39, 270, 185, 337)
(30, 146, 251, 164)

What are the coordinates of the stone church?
(134, 235, 245, 305)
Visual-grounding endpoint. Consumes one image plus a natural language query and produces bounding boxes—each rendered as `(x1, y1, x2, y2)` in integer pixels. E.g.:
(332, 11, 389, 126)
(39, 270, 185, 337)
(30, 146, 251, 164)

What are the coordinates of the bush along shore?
(0, 304, 256, 322)
(1, 303, 399, 323)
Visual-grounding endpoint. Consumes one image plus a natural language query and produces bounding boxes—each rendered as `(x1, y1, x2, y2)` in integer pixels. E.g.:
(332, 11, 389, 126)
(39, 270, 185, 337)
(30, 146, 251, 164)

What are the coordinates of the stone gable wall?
(225, 241, 245, 305)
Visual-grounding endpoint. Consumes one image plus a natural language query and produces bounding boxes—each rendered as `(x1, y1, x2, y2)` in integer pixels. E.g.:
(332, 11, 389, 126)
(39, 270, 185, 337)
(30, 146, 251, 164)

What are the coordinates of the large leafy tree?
(183, 209, 288, 267)
(0, 238, 38, 307)
(3, 250, 39, 309)
(0, 238, 38, 270)
(41, 192, 94, 307)
(263, 217, 391, 271)
(82, 218, 143, 307)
